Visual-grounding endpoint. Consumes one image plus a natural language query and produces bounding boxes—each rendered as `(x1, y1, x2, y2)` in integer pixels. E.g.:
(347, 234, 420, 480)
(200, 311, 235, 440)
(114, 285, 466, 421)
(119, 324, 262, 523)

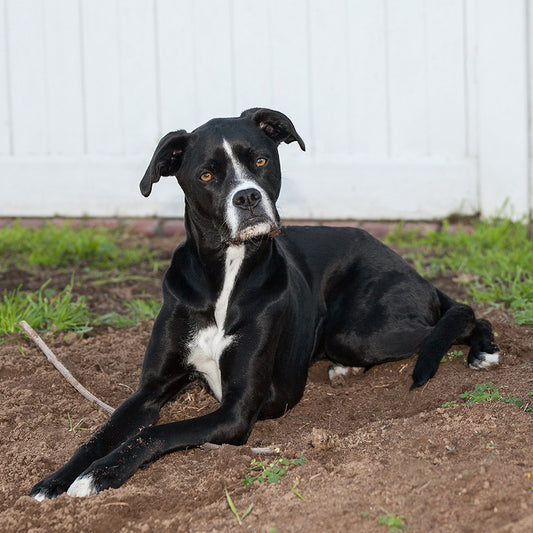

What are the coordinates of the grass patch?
(0, 281, 91, 336)
(0, 221, 155, 270)
(386, 218, 533, 324)
(0, 284, 160, 338)
(453, 382, 532, 412)
(96, 298, 161, 327)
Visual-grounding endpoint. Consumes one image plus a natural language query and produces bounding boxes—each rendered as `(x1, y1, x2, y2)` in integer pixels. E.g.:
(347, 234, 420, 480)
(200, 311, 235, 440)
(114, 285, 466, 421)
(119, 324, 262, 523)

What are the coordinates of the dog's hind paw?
(468, 351, 500, 370)
(328, 365, 362, 387)
(67, 474, 98, 498)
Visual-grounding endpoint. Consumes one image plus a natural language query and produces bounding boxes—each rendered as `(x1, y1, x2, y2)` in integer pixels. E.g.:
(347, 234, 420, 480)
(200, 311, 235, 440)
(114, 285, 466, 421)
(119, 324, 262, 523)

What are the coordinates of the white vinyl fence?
(1, 0, 532, 220)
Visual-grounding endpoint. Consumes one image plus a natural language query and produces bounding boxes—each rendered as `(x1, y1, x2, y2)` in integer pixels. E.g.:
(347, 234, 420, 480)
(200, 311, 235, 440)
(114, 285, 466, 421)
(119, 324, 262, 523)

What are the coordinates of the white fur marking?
(31, 491, 47, 502)
(222, 139, 277, 239)
(187, 245, 245, 401)
(469, 351, 500, 370)
(67, 474, 97, 498)
(328, 365, 363, 382)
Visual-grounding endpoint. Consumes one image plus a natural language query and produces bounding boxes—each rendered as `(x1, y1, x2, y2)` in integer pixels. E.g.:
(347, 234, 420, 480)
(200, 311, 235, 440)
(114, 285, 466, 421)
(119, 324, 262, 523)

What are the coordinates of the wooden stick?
(19, 320, 115, 414)
(200, 442, 279, 455)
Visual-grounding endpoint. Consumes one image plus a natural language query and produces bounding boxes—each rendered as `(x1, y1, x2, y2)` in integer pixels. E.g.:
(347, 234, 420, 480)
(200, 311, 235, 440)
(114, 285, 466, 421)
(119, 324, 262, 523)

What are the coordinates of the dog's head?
(140, 108, 305, 244)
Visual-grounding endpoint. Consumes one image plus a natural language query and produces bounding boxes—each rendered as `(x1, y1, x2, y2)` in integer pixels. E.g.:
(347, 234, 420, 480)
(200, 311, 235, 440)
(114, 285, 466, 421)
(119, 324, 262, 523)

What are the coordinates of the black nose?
(232, 188, 262, 210)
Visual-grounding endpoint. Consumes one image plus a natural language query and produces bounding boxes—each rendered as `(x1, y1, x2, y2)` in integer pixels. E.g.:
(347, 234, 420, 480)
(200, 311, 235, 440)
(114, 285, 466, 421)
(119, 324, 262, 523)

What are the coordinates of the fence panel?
(1, 0, 531, 219)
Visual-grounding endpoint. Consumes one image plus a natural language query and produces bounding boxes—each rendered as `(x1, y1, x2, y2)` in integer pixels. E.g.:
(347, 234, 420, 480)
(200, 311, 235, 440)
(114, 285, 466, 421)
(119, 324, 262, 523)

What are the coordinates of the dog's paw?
(67, 474, 98, 498)
(30, 476, 72, 501)
(468, 351, 500, 370)
(328, 365, 362, 387)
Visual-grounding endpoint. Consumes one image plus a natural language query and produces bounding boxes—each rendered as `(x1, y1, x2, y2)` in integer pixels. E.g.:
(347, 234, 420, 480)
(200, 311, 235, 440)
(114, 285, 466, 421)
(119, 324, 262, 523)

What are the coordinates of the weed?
(361, 511, 408, 532)
(243, 456, 307, 486)
(224, 489, 253, 526)
(441, 349, 464, 363)
(459, 382, 502, 404)
(386, 218, 533, 324)
(441, 400, 458, 408)
(0, 280, 91, 336)
(457, 382, 532, 412)
(377, 512, 408, 532)
(67, 413, 95, 432)
(291, 478, 305, 500)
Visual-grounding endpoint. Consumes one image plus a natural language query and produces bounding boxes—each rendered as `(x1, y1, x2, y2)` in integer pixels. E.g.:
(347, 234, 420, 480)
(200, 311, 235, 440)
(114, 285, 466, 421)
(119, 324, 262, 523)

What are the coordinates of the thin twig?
(19, 320, 115, 414)
(200, 442, 279, 455)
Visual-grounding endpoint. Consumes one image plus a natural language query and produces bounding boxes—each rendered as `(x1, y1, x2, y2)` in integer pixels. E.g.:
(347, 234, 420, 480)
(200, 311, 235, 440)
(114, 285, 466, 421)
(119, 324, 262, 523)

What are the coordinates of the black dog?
(31, 108, 499, 500)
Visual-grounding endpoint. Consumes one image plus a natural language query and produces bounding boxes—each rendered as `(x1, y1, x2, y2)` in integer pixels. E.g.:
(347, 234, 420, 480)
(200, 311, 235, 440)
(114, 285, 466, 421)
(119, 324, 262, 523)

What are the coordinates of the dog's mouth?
(226, 217, 281, 245)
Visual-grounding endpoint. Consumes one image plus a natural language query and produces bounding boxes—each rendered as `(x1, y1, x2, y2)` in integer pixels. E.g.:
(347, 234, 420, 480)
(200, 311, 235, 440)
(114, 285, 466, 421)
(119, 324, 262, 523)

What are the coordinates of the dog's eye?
(200, 172, 213, 182)
(255, 157, 267, 168)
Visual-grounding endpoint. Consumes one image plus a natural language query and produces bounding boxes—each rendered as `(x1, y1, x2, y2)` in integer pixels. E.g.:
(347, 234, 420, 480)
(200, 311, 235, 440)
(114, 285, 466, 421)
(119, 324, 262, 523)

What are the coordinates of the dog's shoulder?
(278, 225, 380, 259)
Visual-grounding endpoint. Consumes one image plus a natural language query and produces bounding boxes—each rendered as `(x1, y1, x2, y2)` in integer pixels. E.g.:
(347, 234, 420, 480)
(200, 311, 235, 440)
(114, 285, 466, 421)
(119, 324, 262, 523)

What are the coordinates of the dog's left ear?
(241, 108, 306, 151)
(140, 130, 190, 197)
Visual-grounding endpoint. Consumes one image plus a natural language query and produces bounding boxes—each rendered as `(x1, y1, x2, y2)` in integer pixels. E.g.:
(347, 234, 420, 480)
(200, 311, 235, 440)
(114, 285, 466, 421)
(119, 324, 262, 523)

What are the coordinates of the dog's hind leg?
(411, 290, 473, 389)
(465, 318, 500, 369)
(411, 290, 500, 389)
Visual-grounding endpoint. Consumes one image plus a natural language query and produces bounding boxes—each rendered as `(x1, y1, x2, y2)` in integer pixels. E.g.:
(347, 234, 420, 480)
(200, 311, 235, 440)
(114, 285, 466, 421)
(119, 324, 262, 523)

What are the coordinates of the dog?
(30, 108, 500, 500)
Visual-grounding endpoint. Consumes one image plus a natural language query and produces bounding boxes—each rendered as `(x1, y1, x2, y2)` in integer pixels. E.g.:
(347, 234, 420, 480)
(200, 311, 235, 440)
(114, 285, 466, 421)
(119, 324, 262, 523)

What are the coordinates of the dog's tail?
(411, 289, 499, 389)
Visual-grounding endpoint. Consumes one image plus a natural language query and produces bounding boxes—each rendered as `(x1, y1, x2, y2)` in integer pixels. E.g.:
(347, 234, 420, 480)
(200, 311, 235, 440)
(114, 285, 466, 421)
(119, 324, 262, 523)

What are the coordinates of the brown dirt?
(0, 235, 532, 533)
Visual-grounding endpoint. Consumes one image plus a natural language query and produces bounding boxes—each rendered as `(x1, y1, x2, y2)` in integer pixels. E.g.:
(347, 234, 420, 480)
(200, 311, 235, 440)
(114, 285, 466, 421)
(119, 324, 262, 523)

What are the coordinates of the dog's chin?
(228, 221, 281, 245)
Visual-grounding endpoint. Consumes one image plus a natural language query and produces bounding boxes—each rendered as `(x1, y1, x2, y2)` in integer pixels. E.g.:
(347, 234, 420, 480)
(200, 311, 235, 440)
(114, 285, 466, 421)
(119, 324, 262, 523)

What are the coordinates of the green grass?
(0, 222, 164, 338)
(224, 489, 253, 526)
(243, 456, 307, 486)
(385, 218, 533, 324)
(443, 382, 533, 413)
(0, 221, 154, 270)
(361, 511, 408, 532)
(0, 283, 161, 338)
(95, 298, 161, 327)
(0, 280, 92, 336)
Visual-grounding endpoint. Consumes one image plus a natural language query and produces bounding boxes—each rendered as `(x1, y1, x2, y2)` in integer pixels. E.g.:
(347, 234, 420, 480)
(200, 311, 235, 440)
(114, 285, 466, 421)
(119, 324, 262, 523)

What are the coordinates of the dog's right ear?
(140, 130, 190, 197)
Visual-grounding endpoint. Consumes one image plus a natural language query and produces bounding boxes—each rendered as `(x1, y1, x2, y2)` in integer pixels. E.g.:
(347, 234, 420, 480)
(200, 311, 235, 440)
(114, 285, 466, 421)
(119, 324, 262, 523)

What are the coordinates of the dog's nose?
(232, 188, 262, 210)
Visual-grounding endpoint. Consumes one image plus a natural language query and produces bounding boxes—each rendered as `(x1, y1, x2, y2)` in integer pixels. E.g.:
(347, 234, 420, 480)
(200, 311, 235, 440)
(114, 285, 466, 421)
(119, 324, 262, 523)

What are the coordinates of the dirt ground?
(0, 232, 532, 532)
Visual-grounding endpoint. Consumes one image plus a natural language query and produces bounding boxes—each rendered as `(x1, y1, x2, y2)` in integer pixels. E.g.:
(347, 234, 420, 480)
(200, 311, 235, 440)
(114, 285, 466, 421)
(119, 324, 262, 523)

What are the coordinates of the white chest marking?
(187, 245, 245, 401)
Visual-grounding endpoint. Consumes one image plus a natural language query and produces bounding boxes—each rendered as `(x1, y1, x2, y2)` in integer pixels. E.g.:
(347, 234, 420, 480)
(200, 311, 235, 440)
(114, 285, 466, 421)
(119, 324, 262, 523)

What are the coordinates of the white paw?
(31, 491, 47, 502)
(67, 474, 97, 498)
(328, 365, 362, 386)
(469, 351, 500, 370)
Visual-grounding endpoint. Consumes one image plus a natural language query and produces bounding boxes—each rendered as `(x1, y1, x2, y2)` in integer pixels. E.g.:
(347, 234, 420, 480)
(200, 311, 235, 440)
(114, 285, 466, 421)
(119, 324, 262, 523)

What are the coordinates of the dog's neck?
(183, 203, 275, 269)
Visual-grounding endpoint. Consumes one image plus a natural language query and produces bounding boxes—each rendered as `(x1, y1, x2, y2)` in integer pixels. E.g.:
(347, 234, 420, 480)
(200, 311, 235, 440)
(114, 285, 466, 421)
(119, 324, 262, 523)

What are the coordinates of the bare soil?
(0, 234, 532, 532)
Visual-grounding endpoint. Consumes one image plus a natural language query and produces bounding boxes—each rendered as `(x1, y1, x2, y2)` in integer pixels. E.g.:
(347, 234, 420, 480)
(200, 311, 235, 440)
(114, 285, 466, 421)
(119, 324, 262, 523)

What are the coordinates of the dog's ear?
(140, 130, 190, 197)
(241, 108, 305, 151)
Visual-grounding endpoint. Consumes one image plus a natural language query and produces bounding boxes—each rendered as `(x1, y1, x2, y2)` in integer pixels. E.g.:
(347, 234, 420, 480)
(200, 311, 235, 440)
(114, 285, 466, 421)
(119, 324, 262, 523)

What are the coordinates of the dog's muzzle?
(226, 187, 280, 244)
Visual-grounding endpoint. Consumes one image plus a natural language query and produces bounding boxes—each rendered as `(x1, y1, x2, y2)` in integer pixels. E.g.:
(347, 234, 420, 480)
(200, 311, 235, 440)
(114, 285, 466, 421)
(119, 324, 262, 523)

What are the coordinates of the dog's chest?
(187, 245, 245, 401)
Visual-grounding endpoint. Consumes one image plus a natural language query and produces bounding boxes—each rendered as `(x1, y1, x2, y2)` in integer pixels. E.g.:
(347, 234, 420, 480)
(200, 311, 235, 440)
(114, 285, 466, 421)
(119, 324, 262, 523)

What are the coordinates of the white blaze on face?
(222, 138, 277, 240)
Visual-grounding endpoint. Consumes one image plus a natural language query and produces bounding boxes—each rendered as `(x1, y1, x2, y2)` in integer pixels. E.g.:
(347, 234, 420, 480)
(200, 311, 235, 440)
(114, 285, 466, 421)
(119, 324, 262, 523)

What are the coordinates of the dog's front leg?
(30, 307, 193, 501)
(30, 374, 189, 501)
(66, 397, 263, 497)
(67, 340, 275, 497)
